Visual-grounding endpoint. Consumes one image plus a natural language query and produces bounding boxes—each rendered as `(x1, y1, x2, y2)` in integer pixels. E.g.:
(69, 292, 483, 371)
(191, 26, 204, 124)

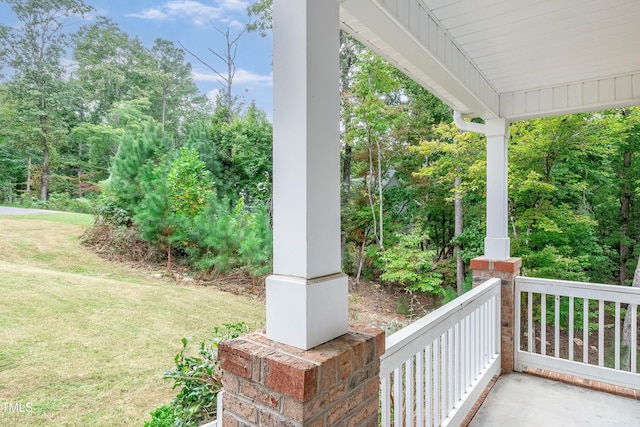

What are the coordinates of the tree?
(108, 124, 173, 218)
(73, 17, 150, 124)
(148, 38, 203, 139)
(0, 0, 94, 200)
(246, 0, 272, 37)
(180, 25, 245, 125)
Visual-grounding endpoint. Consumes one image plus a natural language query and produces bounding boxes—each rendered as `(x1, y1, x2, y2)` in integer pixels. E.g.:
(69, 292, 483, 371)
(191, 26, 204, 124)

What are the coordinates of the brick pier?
(218, 327, 385, 426)
(471, 256, 521, 373)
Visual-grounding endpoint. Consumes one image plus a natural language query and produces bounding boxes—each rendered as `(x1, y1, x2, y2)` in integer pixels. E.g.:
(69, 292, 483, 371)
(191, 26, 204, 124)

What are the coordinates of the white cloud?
(129, 9, 169, 21)
(194, 68, 272, 87)
(127, 0, 249, 26)
(206, 88, 220, 102)
(221, 0, 250, 12)
(229, 20, 245, 30)
(234, 69, 272, 86)
(193, 71, 223, 83)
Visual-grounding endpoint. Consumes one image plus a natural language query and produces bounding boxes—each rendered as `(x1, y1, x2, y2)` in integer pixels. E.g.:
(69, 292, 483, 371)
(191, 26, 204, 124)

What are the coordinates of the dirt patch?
(83, 220, 444, 333)
(169, 270, 442, 333)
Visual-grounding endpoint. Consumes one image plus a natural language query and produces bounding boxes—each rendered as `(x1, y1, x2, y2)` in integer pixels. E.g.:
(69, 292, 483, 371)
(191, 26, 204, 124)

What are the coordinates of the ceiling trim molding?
(501, 72, 640, 121)
(341, 0, 500, 119)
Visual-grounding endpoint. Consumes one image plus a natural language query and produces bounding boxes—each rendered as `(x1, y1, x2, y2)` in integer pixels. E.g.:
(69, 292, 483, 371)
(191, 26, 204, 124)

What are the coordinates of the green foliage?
(144, 405, 178, 427)
(167, 147, 214, 217)
(134, 164, 178, 259)
(159, 322, 250, 427)
(109, 124, 173, 217)
(380, 232, 443, 295)
(183, 197, 272, 276)
(246, 0, 272, 36)
(46, 192, 98, 214)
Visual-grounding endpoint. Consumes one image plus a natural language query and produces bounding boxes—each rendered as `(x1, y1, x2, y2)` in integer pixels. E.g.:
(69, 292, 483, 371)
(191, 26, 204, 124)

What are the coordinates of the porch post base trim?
(266, 273, 348, 350)
(484, 236, 510, 261)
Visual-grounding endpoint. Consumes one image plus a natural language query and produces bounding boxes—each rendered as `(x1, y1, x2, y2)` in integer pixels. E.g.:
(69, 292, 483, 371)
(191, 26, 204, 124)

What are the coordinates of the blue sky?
(0, 0, 274, 118)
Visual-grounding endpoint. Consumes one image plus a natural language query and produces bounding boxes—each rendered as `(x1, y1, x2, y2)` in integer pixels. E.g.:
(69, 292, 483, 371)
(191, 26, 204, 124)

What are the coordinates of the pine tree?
(109, 124, 173, 217)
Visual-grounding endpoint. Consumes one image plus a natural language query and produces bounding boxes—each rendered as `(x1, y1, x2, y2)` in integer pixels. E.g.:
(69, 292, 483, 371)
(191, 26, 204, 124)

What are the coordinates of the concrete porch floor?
(467, 373, 640, 426)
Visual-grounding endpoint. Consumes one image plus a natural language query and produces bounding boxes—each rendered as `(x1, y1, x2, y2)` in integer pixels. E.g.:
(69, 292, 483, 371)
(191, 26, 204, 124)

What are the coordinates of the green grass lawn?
(0, 212, 265, 426)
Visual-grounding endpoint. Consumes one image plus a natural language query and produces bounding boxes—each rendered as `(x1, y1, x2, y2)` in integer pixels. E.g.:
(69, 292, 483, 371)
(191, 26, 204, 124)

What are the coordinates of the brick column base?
(218, 327, 385, 427)
(470, 256, 521, 374)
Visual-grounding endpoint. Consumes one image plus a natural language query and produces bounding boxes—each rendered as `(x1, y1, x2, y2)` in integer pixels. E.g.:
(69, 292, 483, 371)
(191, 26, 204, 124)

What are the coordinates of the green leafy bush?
(146, 322, 250, 427)
(380, 231, 443, 295)
(144, 405, 178, 427)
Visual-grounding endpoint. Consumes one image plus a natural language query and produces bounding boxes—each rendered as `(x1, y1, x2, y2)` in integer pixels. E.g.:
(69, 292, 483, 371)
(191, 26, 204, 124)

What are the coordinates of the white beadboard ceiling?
(340, 0, 640, 120)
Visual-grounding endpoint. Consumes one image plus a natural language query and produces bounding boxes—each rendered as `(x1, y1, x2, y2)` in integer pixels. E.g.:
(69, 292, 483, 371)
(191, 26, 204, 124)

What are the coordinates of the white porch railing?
(515, 276, 640, 390)
(379, 278, 501, 427)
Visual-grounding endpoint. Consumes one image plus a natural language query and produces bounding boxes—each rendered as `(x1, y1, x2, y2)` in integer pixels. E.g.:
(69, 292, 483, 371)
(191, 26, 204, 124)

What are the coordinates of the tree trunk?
(341, 141, 352, 266)
(78, 141, 84, 197)
(621, 254, 640, 371)
(354, 230, 368, 289)
(366, 130, 380, 249)
(26, 155, 32, 195)
(620, 151, 632, 286)
(40, 140, 50, 201)
(376, 138, 384, 252)
(161, 86, 167, 132)
(454, 176, 464, 294)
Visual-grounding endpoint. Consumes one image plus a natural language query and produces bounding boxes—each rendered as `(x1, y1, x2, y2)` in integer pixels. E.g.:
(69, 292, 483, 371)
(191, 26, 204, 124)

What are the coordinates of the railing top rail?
(380, 277, 500, 376)
(516, 276, 640, 303)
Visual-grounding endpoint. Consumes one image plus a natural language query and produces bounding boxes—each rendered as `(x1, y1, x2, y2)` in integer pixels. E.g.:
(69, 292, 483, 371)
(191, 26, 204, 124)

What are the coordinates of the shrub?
(380, 231, 443, 295)
(144, 405, 178, 427)
(149, 322, 251, 427)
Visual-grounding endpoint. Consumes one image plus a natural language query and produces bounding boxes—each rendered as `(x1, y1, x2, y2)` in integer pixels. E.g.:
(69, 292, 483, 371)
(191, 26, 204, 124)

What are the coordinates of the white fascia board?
(340, 0, 500, 119)
(501, 71, 640, 121)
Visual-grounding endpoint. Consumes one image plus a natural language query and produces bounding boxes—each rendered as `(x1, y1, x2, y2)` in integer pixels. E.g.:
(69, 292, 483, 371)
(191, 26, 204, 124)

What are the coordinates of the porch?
(378, 271, 640, 426)
(468, 372, 640, 426)
(217, 1, 640, 425)
(215, 272, 640, 426)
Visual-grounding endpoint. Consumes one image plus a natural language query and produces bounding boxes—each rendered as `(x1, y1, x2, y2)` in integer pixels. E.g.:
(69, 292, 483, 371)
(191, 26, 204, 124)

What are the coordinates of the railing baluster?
(454, 321, 460, 404)
(447, 328, 456, 414)
(569, 296, 574, 361)
(583, 298, 589, 364)
(381, 376, 390, 427)
(393, 367, 402, 426)
(632, 304, 637, 373)
(492, 294, 497, 356)
(495, 292, 501, 355)
(465, 314, 474, 390)
(555, 295, 560, 358)
(615, 302, 621, 370)
(541, 293, 547, 356)
(528, 291, 533, 352)
(484, 301, 489, 364)
(598, 300, 605, 367)
(481, 302, 487, 365)
(406, 355, 414, 426)
(416, 348, 424, 427)
(475, 306, 480, 375)
(217, 390, 224, 427)
(426, 343, 432, 427)
(434, 336, 440, 427)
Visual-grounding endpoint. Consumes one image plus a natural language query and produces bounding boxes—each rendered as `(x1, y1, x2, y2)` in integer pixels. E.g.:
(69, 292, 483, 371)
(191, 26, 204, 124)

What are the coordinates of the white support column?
(266, 0, 348, 350)
(484, 118, 510, 260)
